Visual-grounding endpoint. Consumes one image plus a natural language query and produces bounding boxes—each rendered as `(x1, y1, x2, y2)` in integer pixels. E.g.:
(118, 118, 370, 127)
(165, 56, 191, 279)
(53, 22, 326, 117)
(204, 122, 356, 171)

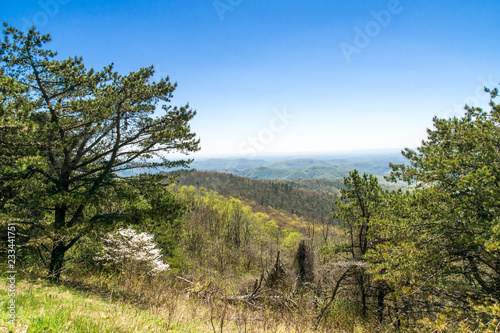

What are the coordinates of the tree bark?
(377, 285, 386, 322)
(48, 240, 66, 281)
(48, 234, 80, 281)
(48, 204, 67, 281)
(358, 269, 367, 316)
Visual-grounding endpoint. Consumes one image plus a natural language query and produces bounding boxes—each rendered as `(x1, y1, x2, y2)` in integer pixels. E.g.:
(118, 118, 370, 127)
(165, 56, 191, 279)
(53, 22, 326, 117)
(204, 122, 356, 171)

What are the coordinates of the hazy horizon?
(187, 146, 407, 159)
(3, 1, 499, 157)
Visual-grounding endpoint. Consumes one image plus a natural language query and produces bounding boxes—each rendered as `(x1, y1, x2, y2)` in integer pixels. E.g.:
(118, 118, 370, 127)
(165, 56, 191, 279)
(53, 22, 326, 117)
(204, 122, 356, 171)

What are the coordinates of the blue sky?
(2, 0, 500, 157)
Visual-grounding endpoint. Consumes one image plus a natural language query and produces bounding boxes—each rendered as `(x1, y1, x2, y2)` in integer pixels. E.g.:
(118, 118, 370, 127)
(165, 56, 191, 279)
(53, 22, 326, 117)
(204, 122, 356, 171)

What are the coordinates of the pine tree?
(0, 24, 199, 280)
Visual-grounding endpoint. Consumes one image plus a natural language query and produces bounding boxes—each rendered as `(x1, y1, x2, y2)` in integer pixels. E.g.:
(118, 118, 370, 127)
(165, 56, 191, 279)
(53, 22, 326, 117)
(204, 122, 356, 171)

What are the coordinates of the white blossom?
(95, 226, 169, 275)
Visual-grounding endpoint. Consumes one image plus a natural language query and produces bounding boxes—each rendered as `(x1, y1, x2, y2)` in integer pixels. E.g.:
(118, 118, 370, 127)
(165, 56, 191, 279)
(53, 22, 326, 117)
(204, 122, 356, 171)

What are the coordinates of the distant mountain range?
(170, 151, 410, 226)
(190, 152, 408, 180)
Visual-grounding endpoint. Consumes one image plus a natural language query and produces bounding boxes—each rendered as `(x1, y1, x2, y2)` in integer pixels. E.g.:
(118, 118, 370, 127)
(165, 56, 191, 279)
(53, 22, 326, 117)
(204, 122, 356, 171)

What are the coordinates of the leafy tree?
(335, 170, 381, 260)
(131, 180, 186, 257)
(0, 25, 199, 280)
(369, 86, 500, 327)
(332, 170, 383, 316)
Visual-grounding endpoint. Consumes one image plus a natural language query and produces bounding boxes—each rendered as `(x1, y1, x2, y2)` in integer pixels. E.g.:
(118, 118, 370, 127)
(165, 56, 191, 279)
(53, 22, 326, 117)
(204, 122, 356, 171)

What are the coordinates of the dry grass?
(0, 271, 391, 332)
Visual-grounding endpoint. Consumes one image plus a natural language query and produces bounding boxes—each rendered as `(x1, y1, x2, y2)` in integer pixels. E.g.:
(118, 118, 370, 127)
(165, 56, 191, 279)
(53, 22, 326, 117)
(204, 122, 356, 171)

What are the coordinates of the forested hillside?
(275, 176, 405, 193)
(175, 170, 338, 226)
(227, 165, 350, 180)
(270, 178, 345, 194)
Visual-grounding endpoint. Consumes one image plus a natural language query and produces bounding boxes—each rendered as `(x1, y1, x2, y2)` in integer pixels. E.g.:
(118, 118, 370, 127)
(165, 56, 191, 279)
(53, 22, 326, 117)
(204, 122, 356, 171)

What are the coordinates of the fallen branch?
(175, 276, 195, 286)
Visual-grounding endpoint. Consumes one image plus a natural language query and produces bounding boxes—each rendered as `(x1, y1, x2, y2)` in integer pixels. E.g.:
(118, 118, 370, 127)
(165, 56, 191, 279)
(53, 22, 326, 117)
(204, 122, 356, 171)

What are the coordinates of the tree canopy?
(364, 86, 500, 329)
(0, 24, 200, 279)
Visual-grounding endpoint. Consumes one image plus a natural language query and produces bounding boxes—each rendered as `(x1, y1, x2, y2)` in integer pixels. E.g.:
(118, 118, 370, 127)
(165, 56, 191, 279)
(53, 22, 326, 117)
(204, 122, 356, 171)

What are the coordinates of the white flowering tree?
(95, 227, 170, 275)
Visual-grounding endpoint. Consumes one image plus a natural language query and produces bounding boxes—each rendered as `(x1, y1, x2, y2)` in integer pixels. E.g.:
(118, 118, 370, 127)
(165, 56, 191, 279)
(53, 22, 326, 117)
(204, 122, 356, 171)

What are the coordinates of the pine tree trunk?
(48, 241, 66, 281)
(358, 270, 367, 316)
(49, 205, 67, 281)
(377, 286, 386, 322)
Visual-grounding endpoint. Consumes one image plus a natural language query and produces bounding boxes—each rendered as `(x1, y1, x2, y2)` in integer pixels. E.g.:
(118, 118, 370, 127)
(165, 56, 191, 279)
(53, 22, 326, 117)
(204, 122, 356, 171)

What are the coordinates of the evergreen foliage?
(0, 24, 199, 280)
(366, 86, 500, 328)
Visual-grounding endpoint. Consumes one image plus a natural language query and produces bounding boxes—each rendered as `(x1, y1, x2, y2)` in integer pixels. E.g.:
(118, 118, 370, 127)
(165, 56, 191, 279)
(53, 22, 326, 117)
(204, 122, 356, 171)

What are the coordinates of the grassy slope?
(0, 279, 200, 333)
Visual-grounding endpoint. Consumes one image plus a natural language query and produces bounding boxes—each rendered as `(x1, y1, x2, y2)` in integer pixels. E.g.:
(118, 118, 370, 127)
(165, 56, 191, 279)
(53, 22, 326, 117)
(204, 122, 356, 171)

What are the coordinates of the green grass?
(0, 278, 199, 333)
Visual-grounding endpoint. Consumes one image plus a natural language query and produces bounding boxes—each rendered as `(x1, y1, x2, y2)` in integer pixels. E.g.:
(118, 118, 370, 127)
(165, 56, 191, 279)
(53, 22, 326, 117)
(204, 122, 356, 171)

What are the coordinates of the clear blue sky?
(3, 0, 500, 157)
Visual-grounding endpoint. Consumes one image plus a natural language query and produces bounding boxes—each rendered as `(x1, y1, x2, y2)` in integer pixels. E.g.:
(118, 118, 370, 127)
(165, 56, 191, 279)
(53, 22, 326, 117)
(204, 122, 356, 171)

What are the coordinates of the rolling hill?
(174, 170, 339, 226)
